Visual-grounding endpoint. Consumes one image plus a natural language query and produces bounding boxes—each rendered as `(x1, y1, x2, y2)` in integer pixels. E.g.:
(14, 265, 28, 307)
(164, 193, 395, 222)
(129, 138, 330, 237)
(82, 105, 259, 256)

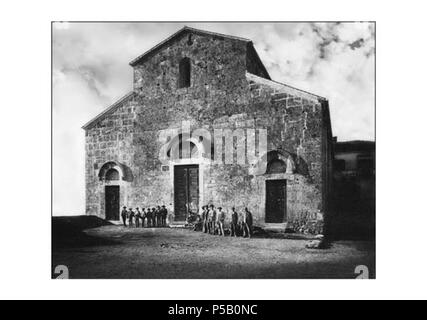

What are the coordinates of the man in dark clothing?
(141, 208, 146, 227)
(156, 206, 162, 227)
(121, 206, 128, 227)
(128, 208, 135, 228)
(161, 205, 168, 226)
(152, 207, 157, 227)
(205, 206, 211, 234)
(135, 208, 141, 228)
(243, 207, 253, 238)
(209, 204, 217, 235)
(146, 208, 152, 227)
(230, 207, 239, 237)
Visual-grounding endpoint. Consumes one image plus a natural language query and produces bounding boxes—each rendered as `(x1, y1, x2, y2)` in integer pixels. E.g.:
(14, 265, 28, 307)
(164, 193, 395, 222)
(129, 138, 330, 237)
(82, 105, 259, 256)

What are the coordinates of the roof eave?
(82, 91, 135, 130)
(129, 26, 252, 67)
(246, 72, 327, 101)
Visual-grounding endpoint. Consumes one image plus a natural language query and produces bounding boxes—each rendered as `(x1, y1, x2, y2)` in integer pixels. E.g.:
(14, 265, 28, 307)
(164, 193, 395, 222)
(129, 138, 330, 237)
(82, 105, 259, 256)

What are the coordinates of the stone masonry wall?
(85, 95, 137, 216)
(84, 30, 331, 234)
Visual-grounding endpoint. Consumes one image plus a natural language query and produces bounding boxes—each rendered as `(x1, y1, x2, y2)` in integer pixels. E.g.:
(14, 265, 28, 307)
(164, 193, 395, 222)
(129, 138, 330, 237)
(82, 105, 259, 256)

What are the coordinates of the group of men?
(120, 203, 253, 238)
(194, 205, 254, 238)
(120, 205, 168, 228)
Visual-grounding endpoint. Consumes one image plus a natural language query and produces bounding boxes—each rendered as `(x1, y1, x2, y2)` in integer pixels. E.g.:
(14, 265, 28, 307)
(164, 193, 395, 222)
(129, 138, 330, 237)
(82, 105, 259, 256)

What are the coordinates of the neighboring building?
(82, 27, 333, 234)
(331, 140, 375, 239)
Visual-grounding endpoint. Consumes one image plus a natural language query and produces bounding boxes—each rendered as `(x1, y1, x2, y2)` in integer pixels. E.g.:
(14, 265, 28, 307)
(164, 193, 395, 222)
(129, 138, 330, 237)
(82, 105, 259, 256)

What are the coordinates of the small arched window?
(266, 159, 286, 174)
(105, 168, 120, 181)
(178, 57, 191, 88)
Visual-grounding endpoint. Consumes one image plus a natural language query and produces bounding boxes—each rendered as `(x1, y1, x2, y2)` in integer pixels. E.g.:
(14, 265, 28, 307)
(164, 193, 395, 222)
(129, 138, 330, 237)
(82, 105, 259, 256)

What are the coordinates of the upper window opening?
(178, 57, 191, 88)
(187, 34, 193, 46)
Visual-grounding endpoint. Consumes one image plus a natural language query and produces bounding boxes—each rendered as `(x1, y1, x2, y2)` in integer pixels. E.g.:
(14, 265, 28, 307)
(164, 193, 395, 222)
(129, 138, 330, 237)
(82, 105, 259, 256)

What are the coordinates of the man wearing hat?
(121, 206, 128, 227)
(230, 207, 239, 237)
(201, 205, 208, 233)
(205, 205, 211, 234)
(146, 208, 152, 227)
(161, 205, 168, 227)
(243, 207, 253, 238)
(152, 207, 158, 227)
(156, 206, 162, 227)
(217, 207, 226, 236)
(135, 207, 141, 228)
(128, 208, 135, 228)
(141, 208, 146, 228)
(208, 204, 217, 235)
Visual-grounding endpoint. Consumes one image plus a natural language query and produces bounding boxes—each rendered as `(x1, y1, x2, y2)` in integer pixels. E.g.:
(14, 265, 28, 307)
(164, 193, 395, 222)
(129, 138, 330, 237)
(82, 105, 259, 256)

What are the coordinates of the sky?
(52, 22, 375, 215)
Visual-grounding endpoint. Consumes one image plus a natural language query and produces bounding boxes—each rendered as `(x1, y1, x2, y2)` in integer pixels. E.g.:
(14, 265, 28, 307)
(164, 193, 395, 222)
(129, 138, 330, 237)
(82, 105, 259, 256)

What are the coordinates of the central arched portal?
(174, 164, 199, 221)
(165, 132, 211, 222)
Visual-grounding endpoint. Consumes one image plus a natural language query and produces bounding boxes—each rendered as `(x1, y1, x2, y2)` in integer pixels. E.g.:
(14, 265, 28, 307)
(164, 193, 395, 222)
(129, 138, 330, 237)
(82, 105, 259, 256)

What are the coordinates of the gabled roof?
(129, 26, 252, 67)
(82, 91, 135, 130)
(84, 28, 278, 131)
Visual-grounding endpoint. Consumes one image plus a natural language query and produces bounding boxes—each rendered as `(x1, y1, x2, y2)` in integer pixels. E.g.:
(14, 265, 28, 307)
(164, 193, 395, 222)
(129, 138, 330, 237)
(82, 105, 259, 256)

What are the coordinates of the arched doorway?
(104, 168, 120, 220)
(265, 156, 288, 223)
(265, 178, 287, 223)
(98, 161, 133, 221)
(165, 132, 211, 222)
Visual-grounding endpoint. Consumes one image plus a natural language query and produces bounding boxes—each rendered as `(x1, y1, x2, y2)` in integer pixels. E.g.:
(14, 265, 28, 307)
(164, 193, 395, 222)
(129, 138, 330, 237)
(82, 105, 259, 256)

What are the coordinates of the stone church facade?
(83, 27, 333, 234)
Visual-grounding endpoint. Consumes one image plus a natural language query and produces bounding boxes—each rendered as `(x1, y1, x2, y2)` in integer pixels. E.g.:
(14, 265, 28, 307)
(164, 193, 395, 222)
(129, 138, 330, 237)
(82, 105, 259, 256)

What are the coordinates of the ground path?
(52, 225, 375, 279)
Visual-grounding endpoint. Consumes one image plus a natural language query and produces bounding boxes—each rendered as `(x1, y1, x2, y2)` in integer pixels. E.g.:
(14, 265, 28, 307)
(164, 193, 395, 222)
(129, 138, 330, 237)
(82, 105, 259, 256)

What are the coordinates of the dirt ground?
(52, 223, 375, 279)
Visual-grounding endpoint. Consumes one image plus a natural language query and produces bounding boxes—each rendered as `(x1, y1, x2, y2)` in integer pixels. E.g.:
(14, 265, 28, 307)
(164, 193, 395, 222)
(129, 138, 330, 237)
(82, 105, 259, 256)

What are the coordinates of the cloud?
(53, 70, 100, 215)
(53, 22, 375, 215)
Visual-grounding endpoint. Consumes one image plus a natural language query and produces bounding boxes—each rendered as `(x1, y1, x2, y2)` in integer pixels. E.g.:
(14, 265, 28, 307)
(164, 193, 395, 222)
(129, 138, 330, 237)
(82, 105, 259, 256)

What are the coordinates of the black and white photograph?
(3, 0, 427, 302)
(52, 22, 375, 279)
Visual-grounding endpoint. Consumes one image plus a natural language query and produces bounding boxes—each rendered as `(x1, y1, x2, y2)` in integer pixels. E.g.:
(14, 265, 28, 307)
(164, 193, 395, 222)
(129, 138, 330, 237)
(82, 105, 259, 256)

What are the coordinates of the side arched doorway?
(98, 161, 133, 221)
(105, 168, 120, 220)
(263, 151, 296, 224)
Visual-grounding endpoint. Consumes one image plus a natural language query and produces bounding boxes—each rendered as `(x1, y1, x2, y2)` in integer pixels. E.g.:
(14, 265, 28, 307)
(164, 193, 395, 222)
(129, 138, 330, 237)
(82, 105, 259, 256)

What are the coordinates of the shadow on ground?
(52, 216, 121, 248)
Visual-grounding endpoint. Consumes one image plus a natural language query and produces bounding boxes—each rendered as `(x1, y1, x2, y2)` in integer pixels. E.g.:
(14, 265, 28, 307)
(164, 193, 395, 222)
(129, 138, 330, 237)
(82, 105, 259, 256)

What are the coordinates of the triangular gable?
(83, 27, 273, 130)
(129, 26, 252, 67)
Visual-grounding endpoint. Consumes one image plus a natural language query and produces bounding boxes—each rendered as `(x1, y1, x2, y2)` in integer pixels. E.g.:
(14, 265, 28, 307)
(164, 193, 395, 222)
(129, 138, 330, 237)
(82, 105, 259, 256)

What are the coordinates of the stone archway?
(98, 161, 133, 221)
(250, 149, 296, 176)
(163, 132, 212, 222)
(98, 161, 133, 182)
(165, 132, 213, 162)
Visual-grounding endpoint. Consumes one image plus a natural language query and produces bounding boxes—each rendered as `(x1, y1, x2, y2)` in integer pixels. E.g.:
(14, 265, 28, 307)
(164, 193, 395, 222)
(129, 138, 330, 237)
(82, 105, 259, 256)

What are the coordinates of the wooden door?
(174, 165, 199, 221)
(265, 180, 287, 223)
(105, 186, 120, 220)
